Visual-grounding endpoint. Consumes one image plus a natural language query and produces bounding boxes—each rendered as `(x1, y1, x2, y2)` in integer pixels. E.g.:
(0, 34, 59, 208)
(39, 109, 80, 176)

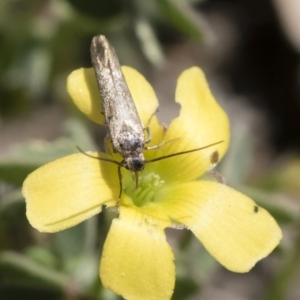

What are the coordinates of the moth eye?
(131, 157, 144, 171)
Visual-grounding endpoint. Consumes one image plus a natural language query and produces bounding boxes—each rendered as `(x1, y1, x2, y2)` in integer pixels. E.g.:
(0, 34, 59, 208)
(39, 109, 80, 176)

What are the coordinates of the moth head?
(125, 153, 145, 172)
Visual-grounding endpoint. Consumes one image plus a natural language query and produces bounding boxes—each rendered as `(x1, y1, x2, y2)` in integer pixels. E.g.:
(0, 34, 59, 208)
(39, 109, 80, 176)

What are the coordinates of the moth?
(79, 35, 223, 200)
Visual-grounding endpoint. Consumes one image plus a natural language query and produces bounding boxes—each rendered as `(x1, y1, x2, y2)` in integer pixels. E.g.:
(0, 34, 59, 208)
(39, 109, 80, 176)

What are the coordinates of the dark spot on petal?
(254, 206, 259, 213)
(210, 151, 219, 164)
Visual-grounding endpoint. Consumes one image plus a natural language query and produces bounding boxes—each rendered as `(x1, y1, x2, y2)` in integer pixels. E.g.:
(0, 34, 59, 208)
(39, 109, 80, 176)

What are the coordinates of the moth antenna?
(145, 141, 224, 164)
(76, 146, 122, 166)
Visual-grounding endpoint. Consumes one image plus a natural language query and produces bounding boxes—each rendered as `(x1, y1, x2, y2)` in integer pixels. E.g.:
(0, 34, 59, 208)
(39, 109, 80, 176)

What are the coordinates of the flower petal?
(100, 207, 175, 300)
(67, 68, 104, 125)
(153, 67, 230, 182)
(23, 153, 118, 232)
(159, 181, 282, 272)
(123, 66, 159, 127)
(67, 66, 160, 128)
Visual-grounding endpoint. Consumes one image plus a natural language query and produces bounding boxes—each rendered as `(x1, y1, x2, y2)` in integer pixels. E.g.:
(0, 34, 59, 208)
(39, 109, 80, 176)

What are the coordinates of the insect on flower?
(80, 35, 223, 200)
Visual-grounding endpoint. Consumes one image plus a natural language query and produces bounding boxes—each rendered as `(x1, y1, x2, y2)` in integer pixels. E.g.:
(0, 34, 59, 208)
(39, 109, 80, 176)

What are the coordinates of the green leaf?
(25, 246, 59, 270)
(0, 138, 77, 185)
(172, 276, 199, 300)
(156, 0, 204, 40)
(0, 285, 63, 300)
(67, 0, 123, 18)
(0, 251, 68, 288)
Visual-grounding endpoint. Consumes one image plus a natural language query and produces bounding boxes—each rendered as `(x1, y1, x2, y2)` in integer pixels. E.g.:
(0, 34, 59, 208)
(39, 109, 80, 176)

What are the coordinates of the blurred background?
(1, 0, 300, 299)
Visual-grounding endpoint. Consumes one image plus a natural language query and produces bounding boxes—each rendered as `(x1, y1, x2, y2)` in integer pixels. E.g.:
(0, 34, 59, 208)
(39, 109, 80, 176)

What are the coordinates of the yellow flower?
(23, 66, 282, 300)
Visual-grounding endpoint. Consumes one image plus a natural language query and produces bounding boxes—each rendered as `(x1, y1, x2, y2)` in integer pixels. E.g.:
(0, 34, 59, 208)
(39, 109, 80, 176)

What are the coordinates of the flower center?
(123, 172, 165, 207)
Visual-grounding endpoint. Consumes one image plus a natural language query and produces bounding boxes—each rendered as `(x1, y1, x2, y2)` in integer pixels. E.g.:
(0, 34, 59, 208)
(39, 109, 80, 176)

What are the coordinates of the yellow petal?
(159, 181, 282, 272)
(67, 66, 160, 128)
(100, 207, 175, 300)
(67, 68, 104, 125)
(152, 67, 230, 183)
(120, 193, 173, 227)
(23, 153, 118, 232)
(123, 66, 159, 127)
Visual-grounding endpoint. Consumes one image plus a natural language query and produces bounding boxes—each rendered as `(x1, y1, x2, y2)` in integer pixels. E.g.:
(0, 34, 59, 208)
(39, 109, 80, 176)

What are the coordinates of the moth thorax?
(119, 136, 144, 155)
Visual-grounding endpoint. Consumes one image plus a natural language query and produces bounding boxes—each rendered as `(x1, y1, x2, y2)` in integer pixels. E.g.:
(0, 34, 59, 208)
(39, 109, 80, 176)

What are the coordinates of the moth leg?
(143, 107, 180, 150)
(144, 126, 152, 144)
(116, 165, 123, 206)
(144, 108, 158, 144)
(145, 137, 180, 150)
